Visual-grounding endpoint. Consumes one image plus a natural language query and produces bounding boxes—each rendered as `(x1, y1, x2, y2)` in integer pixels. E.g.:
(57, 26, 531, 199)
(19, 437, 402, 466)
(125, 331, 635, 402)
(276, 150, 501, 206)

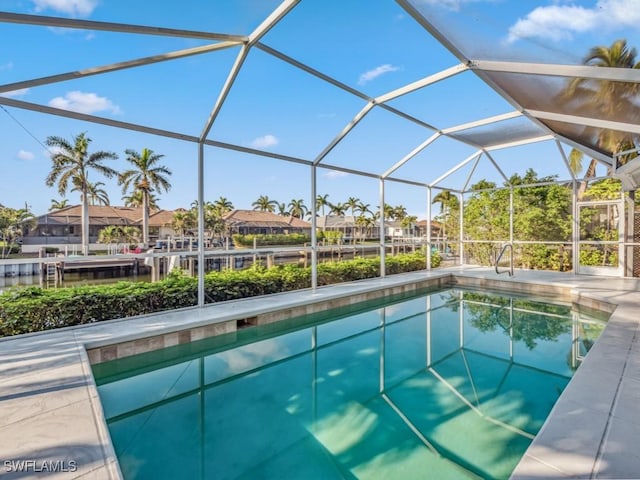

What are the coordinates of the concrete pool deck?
(0, 267, 638, 479)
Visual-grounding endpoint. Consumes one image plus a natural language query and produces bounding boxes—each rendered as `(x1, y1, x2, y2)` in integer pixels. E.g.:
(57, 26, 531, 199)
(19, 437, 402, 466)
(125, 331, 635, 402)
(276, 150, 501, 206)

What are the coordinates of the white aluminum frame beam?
(382, 133, 441, 178)
(199, 45, 249, 141)
(313, 101, 375, 165)
(441, 111, 522, 135)
(375, 63, 468, 104)
(0, 96, 199, 142)
(0, 11, 245, 42)
(555, 140, 577, 181)
(527, 109, 640, 136)
(484, 134, 554, 152)
(480, 151, 510, 185)
(470, 60, 640, 84)
(0, 41, 240, 94)
(430, 151, 481, 187)
(463, 154, 482, 192)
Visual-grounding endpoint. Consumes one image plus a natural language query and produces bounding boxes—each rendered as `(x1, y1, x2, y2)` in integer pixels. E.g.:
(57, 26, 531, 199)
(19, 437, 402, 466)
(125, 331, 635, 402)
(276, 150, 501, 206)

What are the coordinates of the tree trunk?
(577, 159, 598, 200)
(81, 191, 89, 255)
(143, 191, 149, 248)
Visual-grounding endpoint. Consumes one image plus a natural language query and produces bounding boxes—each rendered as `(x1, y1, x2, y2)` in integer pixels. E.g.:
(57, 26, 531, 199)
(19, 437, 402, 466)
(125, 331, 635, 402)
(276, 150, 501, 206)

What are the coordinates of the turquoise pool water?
(92, 288, 608, 480)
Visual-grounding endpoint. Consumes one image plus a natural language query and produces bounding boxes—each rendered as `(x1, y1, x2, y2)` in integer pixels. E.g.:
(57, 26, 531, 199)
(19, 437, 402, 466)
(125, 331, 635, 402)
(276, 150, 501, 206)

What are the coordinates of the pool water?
(92, 288, 608, 480)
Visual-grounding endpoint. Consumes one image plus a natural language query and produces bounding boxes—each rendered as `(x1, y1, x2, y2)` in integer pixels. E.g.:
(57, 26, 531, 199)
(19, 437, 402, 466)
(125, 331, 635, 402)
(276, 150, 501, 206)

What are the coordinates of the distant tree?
(329, 202, 348, 216)
(172, 210, 196, 238)
(288, 199, 308, 219)
(122, 189, 159, 210)
(213, 196, 234, 215)
(119, 148, 172, 248)
(345, 196, 360, 217)
(73, 179, 110, 206)
(49, 198, 69, 211)
(276, 202, 288, 216)
(0, 204, 34, 258)
(45, 132, 118, 255)
(316, 194, 330, 216)
(252, 195, 277, 213)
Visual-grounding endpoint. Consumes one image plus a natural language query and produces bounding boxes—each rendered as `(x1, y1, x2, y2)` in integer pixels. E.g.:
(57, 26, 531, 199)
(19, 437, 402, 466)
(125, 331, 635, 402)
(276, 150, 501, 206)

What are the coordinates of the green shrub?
(0, 251, 439, 337)
(232, 233, 311, 247)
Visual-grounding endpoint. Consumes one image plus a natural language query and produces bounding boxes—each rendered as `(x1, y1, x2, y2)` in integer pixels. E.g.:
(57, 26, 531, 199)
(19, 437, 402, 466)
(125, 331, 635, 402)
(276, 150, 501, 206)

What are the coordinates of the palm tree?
(213, 196, 234, 215)
(393, 204, 408, 221)
(49, 198, 69, 211)
(432, 190, 459, 246)
(329, 202, 348, 216)
(0, 204, 34, 258)
(563, 39, 640, 195)
(72, 179, 110, 206)
(122, 189, 159, 209)
(172, 210, 196, 238)
(345, 196, 360, 217)
(276, 202, 288, 216)
(288, 199, 308, 219)
(45, 132, 118, 255)
(252, 195, 277, 213)
(119, 148, 172, 248)
(316, 194, 330, 217)
(356, 202, 373, 218)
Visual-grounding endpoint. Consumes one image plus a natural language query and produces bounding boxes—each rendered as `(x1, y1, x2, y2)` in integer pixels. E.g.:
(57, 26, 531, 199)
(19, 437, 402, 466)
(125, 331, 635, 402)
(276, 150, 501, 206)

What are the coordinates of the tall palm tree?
(252, 195, 277, 213)
(432, 190, 459, 245)
(356, 202, 373, 218)
(122, 189, 159, 210)
(288, 199, 308, 219)
(72, 179, 110, 206)
(172, 210, 196, 238)
(393, 204, 408, 221)
(119, 148, 172, 247)
(276, 202, 288, 216)
(329, 201, 348, 216)
(45, 132, 118, 255)
(213, 196, 234, 215)
(564, 39, 640, 194)
(316, 194, 330, 217)
(49, 198, 69, 211)
(345, 196, 360, 217)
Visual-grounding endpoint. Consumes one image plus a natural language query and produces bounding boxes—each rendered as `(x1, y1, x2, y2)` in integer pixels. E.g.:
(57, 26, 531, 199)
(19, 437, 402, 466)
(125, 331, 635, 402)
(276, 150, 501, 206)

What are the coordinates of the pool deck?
(0, 267, 639, 479)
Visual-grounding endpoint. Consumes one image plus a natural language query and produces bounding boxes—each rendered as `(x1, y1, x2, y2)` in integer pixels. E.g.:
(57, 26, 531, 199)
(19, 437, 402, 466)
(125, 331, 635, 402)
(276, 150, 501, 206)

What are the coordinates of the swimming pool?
(92, 287, 608, 479)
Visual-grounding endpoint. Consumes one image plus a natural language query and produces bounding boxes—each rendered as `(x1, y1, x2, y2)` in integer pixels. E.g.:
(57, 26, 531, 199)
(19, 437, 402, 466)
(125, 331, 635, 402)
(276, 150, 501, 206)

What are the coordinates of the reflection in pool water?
(93, 288, 607, 480)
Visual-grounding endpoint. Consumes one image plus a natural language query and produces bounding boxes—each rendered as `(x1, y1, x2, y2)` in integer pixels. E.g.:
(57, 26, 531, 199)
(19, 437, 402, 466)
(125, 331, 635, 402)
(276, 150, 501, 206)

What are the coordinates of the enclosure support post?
(509, 186, 514, 245)
(459, 192, 464, 266)
(311, 165, 318, 289)
(197, 142, 205, 307)
(379, 178, 386, 277)
(427, 186, 432, 271)
(572, 180, 579, 274)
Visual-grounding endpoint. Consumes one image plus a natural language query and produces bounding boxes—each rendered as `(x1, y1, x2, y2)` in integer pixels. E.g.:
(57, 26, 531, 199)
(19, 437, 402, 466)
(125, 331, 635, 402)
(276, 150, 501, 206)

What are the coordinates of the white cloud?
(17, 150, 35, 161)
(0, 88, 29, 98)
(0, 62, 13, 71)
(250, 134, 279, 149)
(32, 0, 98, 17)
(507, 0, 640, 43)
(323, 170, 349, 179)
(358, 64, 400, 85)
(48, 91, 121, 115)
(317, 112, 336, 119)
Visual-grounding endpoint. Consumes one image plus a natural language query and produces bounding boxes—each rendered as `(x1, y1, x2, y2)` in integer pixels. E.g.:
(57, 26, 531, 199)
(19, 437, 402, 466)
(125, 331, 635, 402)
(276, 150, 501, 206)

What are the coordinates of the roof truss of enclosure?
(2, 0, 640, 196)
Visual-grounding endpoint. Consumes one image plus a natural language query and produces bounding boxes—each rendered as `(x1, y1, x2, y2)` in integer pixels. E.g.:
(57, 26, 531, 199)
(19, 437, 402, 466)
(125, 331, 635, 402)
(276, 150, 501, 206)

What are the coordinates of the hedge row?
(0, 251, 440, 337)
(232, 233, 310, 247)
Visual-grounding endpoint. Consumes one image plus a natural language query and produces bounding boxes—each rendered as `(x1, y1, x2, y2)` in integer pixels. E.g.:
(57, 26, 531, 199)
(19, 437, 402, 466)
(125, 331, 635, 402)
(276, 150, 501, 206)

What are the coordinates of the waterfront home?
(21, 205, 178, 253)
(222, 210, 311, 236)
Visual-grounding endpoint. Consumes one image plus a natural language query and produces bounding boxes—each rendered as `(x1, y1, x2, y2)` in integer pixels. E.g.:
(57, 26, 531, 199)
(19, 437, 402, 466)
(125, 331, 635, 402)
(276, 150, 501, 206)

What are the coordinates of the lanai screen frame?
(1, 1, 638, 307)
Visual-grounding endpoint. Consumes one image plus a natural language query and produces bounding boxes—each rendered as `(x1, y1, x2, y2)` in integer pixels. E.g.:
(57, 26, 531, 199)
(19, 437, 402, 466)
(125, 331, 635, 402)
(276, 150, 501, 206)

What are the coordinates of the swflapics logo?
(3, 460, 78, 473)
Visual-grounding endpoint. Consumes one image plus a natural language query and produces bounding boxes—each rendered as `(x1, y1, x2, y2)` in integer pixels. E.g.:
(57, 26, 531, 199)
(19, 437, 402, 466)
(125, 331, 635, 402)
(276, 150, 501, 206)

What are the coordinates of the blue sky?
(1, 0, 639, 218)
